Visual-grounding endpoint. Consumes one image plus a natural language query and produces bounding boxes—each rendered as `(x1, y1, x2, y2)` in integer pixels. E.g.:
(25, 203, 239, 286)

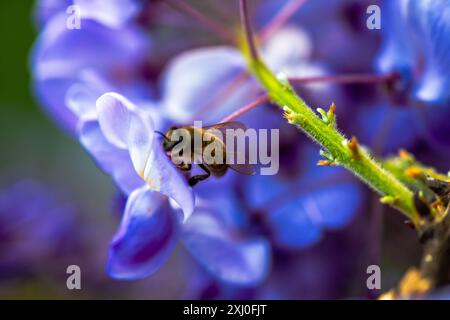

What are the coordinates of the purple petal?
(74, 0, 141, 28)
(0, 180, 80, 270)
(96, 93, 195, 221)
(34, 77, 79, 132)
(181, 212, 271, 287)
(161, 47, 252, 123)
(107, 187, 178, 279)
(262, 27, 313, 72)
(268, 180, 362, 249)
(78, 119, 143, 195)
(356, 104, 419, 154)
(414, 67, 450, 106)
(35, 0, 72, 27)
(303, 182, 362, 228)
(141, 140, 196, 222)
(66, 69, 155, 122)
(31, 13, 149, 133)
(375, 0, 416, 80)
(96, 92, 143, 149)
(408, 0, 450, 105)
(35, 0, 141, 28)
(65, 70, 112, 120)
(268, 199, 322, 249)
(33, 14, 149, 81)
(245, 174, 288, 209)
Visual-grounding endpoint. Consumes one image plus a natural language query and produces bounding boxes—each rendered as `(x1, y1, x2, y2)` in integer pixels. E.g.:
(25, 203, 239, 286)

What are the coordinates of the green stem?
(248, 58, 419, 223)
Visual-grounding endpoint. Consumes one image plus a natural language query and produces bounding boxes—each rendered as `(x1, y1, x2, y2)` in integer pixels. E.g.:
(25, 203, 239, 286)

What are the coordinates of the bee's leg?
(188, 164, 211, 186)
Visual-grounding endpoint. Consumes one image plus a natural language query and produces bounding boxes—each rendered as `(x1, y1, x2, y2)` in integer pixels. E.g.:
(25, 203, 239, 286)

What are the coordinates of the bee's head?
(157, 127, 182, 152)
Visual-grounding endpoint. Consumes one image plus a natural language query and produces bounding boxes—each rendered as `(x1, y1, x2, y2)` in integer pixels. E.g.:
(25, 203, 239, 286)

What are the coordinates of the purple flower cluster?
(376, 0, 450, 150)
(0, 180, 82, 279)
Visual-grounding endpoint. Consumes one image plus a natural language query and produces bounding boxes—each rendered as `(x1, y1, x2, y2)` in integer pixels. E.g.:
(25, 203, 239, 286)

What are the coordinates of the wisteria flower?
(354, 103, 420, 154)
(181, 197, 271, 287)
(242, 147, 363, 249)
(35, 0, 142, 28)
(76, 92, 270, 285)
(78, 92, 193, 278)
(0, 180, 82, 278)
(31, 2, 150, 133)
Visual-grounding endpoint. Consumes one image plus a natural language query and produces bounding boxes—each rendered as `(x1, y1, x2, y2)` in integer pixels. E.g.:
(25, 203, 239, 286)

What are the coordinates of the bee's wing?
(202, 121, 247, 145)
(203, 122, 255, 176)
(203, 121, 245, 136)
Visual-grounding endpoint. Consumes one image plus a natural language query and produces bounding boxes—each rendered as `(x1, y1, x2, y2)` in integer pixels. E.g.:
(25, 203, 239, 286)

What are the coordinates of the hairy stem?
(246, 59, 419, 222)
(238, 0, 418, 221)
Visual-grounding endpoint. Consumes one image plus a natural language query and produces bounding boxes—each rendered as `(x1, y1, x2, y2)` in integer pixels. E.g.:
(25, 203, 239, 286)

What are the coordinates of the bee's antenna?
(154, 130, 169, 142)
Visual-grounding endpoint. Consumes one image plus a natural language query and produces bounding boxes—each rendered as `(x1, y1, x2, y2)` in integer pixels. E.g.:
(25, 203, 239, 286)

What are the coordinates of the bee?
(156, 122, 255, 186)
